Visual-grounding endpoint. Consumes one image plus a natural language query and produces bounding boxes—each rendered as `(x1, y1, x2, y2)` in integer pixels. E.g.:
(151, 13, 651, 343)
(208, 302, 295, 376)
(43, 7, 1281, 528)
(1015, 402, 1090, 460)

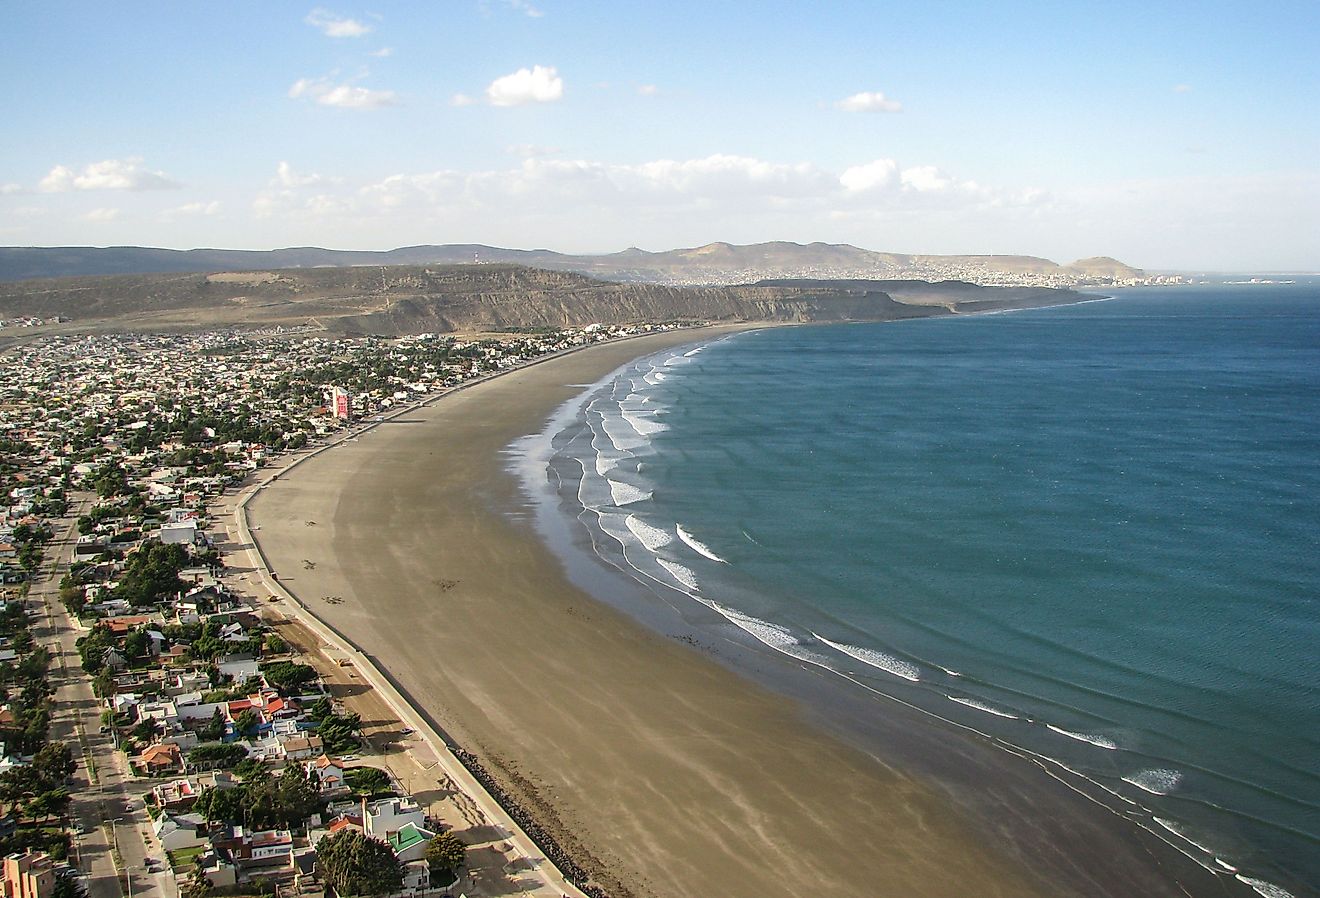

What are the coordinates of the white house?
(363, 796, 425, 840)
(153, 813, 206, 851)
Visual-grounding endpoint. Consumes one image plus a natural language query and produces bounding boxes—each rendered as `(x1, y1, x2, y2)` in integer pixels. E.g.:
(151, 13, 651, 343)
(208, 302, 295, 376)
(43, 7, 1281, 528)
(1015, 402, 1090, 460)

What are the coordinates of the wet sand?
(248, 328, 1230, 898)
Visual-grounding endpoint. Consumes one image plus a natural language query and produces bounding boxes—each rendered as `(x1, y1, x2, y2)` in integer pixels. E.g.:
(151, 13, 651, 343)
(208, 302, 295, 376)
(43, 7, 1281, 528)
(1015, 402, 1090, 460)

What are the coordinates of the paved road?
(30, 494, 175, 898)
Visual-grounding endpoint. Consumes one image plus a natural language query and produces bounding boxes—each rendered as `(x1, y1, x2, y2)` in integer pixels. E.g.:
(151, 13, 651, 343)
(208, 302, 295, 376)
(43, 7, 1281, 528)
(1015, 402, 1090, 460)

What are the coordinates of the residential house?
(305, 755, 346, 796)
(138, 743, 185, 776)
(363, 796, 425, 841)
(152, 813, 206, 852)
(386, 821, 435, 864)
(220, 827, 293, 869)
(1, 850, 54, 898)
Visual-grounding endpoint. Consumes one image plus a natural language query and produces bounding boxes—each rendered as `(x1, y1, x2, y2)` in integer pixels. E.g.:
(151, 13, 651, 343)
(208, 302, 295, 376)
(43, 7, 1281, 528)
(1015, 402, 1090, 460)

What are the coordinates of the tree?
(193, 785, 246, 823)
(260, 661, 317, 694)
(344, 767, 391, 798)
(275, 764, 322, 827)
(31, 742, 75, 789)
(180, 865, 214, 898)
(234, 758, 270, 783)
(424, 832, 467, 876)
(197, 708, 225, 742)
(233, 709, 259, 737)
(187, 742, 248, 770)
(52, 876, 87, 898)
(316, 830, 403, 898)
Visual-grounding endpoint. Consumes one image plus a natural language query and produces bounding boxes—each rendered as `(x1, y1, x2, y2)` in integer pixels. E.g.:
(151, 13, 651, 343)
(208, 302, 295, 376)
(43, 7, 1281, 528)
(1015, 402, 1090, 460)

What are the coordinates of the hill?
(0, 264, 1091, 337)
(0, 241, 1145, 287)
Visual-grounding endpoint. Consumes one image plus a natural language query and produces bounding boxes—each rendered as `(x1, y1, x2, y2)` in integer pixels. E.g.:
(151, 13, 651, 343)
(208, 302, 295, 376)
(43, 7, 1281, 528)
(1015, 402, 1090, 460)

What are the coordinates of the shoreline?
(243, 323, 1246, 898)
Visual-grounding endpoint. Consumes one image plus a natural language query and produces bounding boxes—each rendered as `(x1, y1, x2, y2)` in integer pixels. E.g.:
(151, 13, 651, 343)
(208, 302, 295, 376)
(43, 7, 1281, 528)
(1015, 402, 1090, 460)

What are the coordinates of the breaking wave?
(609, 481, 652, 506)
(676, 524, 728, 563)
(1123, 768, 1183, 795)
(625, 515, 672, 551)
(947, 695, 1019, 719)
(1046, 725, 1119, 750)
(814, 633, 920, 682)
(657, 558, 699, 592)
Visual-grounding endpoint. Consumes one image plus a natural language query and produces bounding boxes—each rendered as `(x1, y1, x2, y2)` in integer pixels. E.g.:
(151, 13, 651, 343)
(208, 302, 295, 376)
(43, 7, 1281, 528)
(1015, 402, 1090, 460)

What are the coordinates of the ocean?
(517, 283, 1320, 897)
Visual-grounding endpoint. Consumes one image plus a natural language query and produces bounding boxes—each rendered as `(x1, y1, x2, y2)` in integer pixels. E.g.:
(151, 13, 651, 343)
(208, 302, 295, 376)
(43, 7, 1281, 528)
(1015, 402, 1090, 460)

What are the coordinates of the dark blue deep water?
(536, 284, 1320, 895)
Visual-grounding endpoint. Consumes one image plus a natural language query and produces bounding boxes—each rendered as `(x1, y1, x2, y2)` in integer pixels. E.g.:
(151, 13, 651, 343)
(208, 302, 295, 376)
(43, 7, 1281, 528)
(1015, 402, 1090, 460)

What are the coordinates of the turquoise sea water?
(530, 284, 1320, 896)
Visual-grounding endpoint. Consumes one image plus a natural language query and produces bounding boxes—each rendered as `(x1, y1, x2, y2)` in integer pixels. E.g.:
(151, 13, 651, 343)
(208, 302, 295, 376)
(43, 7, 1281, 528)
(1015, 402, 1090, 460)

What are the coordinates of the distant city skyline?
(2, 1, 1317, 271)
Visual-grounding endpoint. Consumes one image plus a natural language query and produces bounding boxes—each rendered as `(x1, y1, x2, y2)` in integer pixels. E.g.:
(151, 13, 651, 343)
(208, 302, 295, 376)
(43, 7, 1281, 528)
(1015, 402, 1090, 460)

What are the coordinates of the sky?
(2, 1, 1317, 270)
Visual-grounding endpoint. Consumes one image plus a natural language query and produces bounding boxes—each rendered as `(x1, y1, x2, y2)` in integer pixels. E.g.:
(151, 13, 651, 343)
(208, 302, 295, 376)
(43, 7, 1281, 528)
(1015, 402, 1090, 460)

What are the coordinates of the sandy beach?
(247, 327, 1225, 898)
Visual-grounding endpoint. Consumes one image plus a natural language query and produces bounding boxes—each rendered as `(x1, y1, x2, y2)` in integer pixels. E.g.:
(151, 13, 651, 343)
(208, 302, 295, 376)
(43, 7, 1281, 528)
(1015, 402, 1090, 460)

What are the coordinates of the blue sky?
(2, 1, 1317, 269)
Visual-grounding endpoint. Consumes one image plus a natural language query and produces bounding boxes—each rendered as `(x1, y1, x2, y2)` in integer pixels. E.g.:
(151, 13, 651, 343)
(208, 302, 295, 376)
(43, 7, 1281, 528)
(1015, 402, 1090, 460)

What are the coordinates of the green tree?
(260, 661, 317, 694)
(316, 830, 403, 898)
(180, 865, 214, 898)
(276, 764, 322, 827)
(424, 832, 467, 876)
(197, 708, 225, 741)
(193, 784, 246, 823)
(344, 767, 391, 798)
(187, 742, 248, 770)
(233, 709, 259, 737)
(52, 876, 88, 898)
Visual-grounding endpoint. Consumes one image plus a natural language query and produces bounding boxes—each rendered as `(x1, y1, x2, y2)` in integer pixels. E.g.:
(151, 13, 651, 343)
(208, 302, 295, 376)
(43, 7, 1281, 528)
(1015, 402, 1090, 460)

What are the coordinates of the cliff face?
(0, 264, 1089, 336)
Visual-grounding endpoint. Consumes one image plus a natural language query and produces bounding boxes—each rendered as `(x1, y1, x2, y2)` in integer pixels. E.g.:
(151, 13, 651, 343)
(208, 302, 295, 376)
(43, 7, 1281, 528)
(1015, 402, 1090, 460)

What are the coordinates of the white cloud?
(39, 158, 181, 192)
(840, 159, 899, 192)
(486, 65, 564, 106)
(165, 201, 221, 218)
(1173, 83, 1192, 94)
(275, 161, 328, 188)
(835, 91, 903, 113)
(305, 8, 372, 37)
(370, 46, 393, 57)
(0, 183, 22, 195)
(289, 76, 398, 109)
(81, 207, 120, 222)
(507, 144, 560, 158)
(637, 84, 659, 96)
(900, 165, 953, 192)
(481, 0, 544, 17)
(450, 93, 478, 107)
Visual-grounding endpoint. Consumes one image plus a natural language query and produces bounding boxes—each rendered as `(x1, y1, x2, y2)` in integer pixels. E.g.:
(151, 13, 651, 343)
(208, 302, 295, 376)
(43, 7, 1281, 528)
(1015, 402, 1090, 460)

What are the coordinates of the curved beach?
(247, 328, 1227, 898)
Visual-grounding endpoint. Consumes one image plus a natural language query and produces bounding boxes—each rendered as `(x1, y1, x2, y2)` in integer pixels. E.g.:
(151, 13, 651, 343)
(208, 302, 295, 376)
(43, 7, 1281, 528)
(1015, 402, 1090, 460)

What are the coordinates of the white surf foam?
(609, 481, 652, 506)
(683, 346, 704, 357)
(676, 524, 728, 563)
(657, 558, 699, 592)
(1153, 817, 1221, 857)
(947, 695, 1019, 719)
(625, 515, 673, 551)
(1236, 877, 1295, 898)
(814, 633, 920, 682)
(703, 601, 816, 662)
(595, 455, 619, 476)
(642, 371, 669, 385)
(1046, 724, 1118, 750)
(622, 409, 668, 436)
(940, 666, 962, 677)
(1122, 768, 1183, 795)
(597, 414, 637, 452)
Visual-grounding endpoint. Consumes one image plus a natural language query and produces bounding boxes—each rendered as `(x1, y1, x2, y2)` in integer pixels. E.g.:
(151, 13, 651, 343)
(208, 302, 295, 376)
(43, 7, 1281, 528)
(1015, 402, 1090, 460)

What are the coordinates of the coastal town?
(0, 321, 696, 898)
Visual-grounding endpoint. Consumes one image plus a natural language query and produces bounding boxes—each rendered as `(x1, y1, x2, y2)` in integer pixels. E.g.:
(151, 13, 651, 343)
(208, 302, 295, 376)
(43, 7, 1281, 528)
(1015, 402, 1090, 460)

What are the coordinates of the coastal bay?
(246, 326, 1233, 898)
